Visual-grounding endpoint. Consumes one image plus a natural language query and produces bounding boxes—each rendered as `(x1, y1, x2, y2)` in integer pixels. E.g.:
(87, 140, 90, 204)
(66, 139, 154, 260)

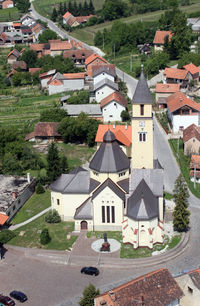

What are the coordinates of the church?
(50, 70, 164, 249)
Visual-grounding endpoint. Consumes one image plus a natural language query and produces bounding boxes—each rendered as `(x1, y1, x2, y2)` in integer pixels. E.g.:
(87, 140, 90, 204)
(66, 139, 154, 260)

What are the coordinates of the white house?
(90, 78, 118, 103)
(100, 91, 128, 122)
(92, 64, 116, 85)
(39, 69, 56, 89)
(166, 92, 200, 133)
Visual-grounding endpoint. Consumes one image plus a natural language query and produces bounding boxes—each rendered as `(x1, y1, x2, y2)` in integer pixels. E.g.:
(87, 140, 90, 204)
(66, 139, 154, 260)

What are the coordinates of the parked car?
(0, 295, 15, 306)
(10, 291, 27, 303)
(81, 266, 99, 276)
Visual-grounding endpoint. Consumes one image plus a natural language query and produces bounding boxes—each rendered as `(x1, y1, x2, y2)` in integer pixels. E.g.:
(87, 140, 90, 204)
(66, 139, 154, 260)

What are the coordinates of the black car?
(81, 266, 99, 276)
(10, 291, 27, 303)
(0, 295, 15, 306)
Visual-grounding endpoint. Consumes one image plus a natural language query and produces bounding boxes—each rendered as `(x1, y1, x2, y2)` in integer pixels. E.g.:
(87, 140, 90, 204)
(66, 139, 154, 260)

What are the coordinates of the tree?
(51, 7, 58, 22)
(121, 110, 130, 122)
(36, 182, 45, 194)
(38, 29, 58, 43)
(45, 209, 61, 223)
(173, 174, 190, 232)
(0, 230, 16, 244)
(89, 0, 95, 14)
(60, 155, 68, 173)
(79, 284, 100, 306)
(16, 0, 30, 13)
(21, 50, 37, 69)
(12, 72, 22, 86)
(40, 228, 51, 245)
(46, 143, 62, 183)
(83, 0, 89, 15)
(40, 108, 67, 122)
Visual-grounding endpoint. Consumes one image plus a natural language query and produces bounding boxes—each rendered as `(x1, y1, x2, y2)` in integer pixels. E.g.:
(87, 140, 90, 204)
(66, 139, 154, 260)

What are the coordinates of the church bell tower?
(131, 67, 154, 169)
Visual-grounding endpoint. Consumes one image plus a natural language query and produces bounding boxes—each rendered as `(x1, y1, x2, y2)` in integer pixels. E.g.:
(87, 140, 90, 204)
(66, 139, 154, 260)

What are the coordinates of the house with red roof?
(63, 49, 93, 65)
(100, 91, 128, 122)
(183, 124, 200, 155)
(7, 49, 21, 64)
(86, 54, 107, 77)
(153, 30, 173, 51)
(39, 69, 56, 88)
(166, 92, 200, 133)
(62, 11, 94, 27)
(155, 83, 180, 108)
(184, 62, 199, 84)
(189, 155, 200, 183)
(164, 67, 192, 88)
(25, 122, 61, 143)
(2, 0, 13, 9)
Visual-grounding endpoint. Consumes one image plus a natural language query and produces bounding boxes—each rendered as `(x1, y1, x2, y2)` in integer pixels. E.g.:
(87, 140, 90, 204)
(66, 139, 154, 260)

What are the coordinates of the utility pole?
(130, 54, 132, 72)
(113, 43, 115, 62)
(194, 162, 196, 189)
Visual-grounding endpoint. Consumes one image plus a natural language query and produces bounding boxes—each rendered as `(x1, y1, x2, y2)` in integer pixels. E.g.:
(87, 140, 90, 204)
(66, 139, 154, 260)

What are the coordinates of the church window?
(139, 132, 146, 142)
(57, 199, 60, 205)
(102, 206, 105, 223)
(119, 171, 126, 177)
(140, 104, 144, 116)
(111, 206, 115, 223)
(107, 206, 110, 223)
(93, 171, 99, 176)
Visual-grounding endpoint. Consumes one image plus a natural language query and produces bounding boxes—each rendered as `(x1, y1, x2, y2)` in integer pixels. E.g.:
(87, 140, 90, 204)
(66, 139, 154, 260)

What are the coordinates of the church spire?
(132, 65, 153, 105)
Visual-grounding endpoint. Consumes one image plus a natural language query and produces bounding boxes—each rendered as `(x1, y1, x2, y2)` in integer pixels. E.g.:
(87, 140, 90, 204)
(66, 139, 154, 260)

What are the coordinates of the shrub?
(0, 229, 16, 244)
(45, 209, 61, 224)
(40, 228, 51, 245)
(36, 182, 45, 194)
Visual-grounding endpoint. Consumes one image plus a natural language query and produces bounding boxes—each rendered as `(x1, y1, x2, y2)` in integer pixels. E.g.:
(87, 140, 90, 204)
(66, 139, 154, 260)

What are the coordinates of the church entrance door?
(81, 221, 88, 230)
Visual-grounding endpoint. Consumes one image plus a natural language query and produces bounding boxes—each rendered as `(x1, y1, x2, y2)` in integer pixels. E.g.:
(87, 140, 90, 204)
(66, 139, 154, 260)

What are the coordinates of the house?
(138, 43, 151, 55)
(7, 49, 20, 64)
(183, 63, 199, 84)
(0, 174, 36, 223)
(32, 23, 45, 42)
(166, 92, 200, 133)
(100, 91, 128, 122)
(62, 104, 102, 119)
(90, 78, 118, 103)
(92, 64, 116, 85)
(63, 49, 93, 65)
(21, 28, 33, 43)
(155, 83, 180, 108)
(2, 0, 13, 9)
(190, 155, 200, 183)
(20, 14, 36, 27)
(153, 30, 173, 51)
(25, 122, 61, 143)
(94, 268, 183, 306)
(95, 124, 132, 157)
(47, 72, 85, 95)
(183, 124, 200, 155)
(85, 54, 107, 77)
(50, 70, 165, 248)
(30, 43, 45, 56)
(39, 69, 56, 89)
(62, 11, 94, 27)
(49, 40, 72, 56)
(164, 67, 192, 88)
(12, 61, 27, 71)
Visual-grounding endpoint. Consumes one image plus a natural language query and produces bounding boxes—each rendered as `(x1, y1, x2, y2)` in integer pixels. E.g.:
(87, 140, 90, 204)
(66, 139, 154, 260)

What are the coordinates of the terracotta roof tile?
(0, 213, 9, 225)
(100, 91, 128, 108)
(76, 15, 94, 23)
(155, 83, 180, 93)
(30, 43, 44, 51)
(190, 155, 200, 169)
(63, 72, 85, 79)
(164, 67, 189, 80)
(85, 53, 107, 66)
(50, 41, 72, 51)
(63, 49, 93, 60)
(184, 63, 199, 75)
(7, 49, 20, 58)
(95, 268, 183, 306)
(95, 124, 131, 147)
(166, 92, 200, 113)
(13, 22, 21, 27)
(2, 0, 13, 9)
(67, 17, 78, 26)
(26, 122, 60, 140)
(12, 61, 27, 70)
(153, 30, 173, 44)
(183, 124, 200, 143)
(63, 11, 72, 19)
(29, 67, 41, 75)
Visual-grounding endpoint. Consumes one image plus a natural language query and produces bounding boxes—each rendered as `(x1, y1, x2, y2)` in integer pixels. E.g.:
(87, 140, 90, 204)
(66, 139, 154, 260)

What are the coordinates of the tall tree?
(51, 7, 58, 22)
(79, 284, 100, 306)
(58, 2, 63, 15)
(60, 155, 68, 173)
(46, 143, 62, 183)
(89, 0, 95, 14)
(38, 29, 58, 43)
(73, 1, 78, 16)
(78, 2, 83, 15)
(21, 50, 37, 69)
(173, 174, 190, 232)
(83, 0, 89, 15)
(63, 2, 67, 14)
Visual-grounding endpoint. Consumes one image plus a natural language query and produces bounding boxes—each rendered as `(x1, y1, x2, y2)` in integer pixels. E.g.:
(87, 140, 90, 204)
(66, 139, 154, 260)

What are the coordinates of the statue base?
(100, 242, 110, 252)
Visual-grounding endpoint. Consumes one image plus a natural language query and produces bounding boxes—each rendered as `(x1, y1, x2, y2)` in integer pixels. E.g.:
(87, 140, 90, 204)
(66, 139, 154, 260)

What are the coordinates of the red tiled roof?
(50, 41, 72, 51)
(63, 49, 93, 60)
(32, 23, 42, 34)
(85, 53, 107, 66)
(190, 154, 200, 169)
(67, 17, 78, 26)
(30, 43, 44, 51)
(7, 49, 20, 58)
(166, 92, 200, 113)
(94, 268, 183, 306)
(63, 11, 72, 19)
(183, 63, 199, 75)
(63, 72, 85, 79)
(2, 0, 13, 9)
(76, 15, 94, 23)
(95, 124, 131, 147)
(190, 170, 200, 178)
(0, 213, 9, 226)
(164, 67, 188, 80)
(155, 83, 180, 93)
(29, 68, 41, 75)
(153, 30, 173, 45)
(13, 22, 21, 27)
(183, 124, 200, 143)
(100, 91, 128, 108)
(12, 61, 27, 70)
(7, 69, 17, 78)
(25, 122, 60, 140)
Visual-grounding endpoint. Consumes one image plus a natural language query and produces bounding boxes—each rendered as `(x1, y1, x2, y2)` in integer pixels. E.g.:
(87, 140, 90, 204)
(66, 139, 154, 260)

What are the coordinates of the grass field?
(0, 7, 21, 22)
(11, 190, 51, 225)
(9, 213, 77, 250)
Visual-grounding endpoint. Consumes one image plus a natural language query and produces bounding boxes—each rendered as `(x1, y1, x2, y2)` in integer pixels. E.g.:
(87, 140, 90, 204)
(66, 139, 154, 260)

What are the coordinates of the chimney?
(109, 290, 116, 302)
(113, 123, 115, 129)
(12, 191, 18, 201)
(125, 124, 128, 130)
(27, 172, 30, 184)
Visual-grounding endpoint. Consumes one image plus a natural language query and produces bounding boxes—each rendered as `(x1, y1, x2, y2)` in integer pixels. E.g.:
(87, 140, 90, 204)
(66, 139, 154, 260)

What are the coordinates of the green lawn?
(9, 213, 77, 250)
(169, 139, 200, 198)
(11, 190, 51, 225)
(0, 7, 21, 22)
(164, 191, 174, 200)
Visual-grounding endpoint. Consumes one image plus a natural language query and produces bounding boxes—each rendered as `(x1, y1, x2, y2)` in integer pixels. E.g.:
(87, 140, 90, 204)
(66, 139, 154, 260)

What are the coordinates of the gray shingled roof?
(130, 167, 164, 197)
(62, 104, 102, 116)
(132, 70, 153, 104)
(92, 65, 116, 78)
(89, 130, 130, 173)
(127, 179, 159, 221)
(93, 78, 118, 91)
(50, 167, 100, 194)
(74, 197, 93, 220)
(92, 178, 125, 201)
(117, 178, 129, 193)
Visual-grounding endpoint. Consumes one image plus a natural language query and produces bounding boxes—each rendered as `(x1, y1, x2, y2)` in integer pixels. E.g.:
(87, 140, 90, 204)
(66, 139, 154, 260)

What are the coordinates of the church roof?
(127, 179, 159, 221)
(117, 178, 129, 193)
(50, 167, 100, 194)
(132, 69, 153, 105)
(74, 197, 93, 220)
(89, 130, 130, 173)
(92, 178, 125, 202)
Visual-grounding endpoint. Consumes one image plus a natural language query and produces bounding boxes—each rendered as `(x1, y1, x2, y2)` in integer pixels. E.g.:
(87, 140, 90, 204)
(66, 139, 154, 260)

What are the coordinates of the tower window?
(107, 206, 110, 223)
(111, 206, 115, 223)
(140, 104, 144, 116)
(102, 206, 105, 223)
(139, 132, 146, 142)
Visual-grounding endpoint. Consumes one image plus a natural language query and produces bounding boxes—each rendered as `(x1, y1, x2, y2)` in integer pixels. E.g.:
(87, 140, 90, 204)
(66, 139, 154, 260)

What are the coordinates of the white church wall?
(51, 191, 64, 219)
(159, 197, 164, 222)
(90, 170, 129, 184)
(75, 219, 94, 231)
